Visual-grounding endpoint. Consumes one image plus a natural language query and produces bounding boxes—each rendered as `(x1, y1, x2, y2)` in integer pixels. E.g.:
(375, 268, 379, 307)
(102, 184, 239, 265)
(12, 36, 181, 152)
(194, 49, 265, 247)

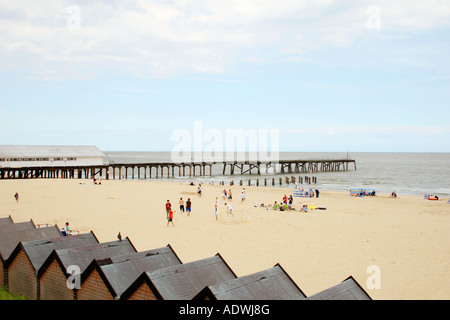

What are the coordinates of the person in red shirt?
(165, 200, 171, 219)
(167, 210, 174, 227)
(283, 195, 288, 204)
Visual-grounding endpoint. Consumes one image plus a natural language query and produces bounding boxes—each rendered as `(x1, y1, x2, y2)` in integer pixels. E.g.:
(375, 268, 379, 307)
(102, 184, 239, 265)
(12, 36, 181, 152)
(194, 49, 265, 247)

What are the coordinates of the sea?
(104, 152, 450, 198)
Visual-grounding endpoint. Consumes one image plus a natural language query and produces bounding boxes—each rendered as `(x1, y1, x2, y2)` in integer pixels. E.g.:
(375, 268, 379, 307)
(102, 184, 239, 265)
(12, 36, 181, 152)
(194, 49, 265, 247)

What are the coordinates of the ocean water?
(104, 152, 450, 197)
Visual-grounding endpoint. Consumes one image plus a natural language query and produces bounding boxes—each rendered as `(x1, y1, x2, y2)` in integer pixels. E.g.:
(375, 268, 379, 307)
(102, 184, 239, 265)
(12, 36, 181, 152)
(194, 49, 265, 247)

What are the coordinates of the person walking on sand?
(228, 189, 232, 201)
(214, 204, 219, 221)
(167, 210, 174, 227)
(179, 197, 185, 213)
(241, 188, 246, 202)
(165, 200, 172, 219)
(14, 192, 19, 203)
(186, 198, 192, 216)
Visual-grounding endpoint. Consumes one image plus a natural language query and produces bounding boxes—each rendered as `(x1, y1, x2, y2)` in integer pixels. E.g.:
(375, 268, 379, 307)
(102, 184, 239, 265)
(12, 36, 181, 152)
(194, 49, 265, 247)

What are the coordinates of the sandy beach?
(1, 178, 449, 300)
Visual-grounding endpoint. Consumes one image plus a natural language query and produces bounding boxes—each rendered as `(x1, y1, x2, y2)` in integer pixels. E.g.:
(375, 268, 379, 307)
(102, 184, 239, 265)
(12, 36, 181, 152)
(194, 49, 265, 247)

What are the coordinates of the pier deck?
(0, 159, 356, 180)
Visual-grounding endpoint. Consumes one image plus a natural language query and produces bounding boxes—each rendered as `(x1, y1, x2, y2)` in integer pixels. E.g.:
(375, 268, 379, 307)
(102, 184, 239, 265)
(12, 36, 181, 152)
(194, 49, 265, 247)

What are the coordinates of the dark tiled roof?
(0, 216, 14, 226)
(306, 276, 372, 300)
(0, 226, 61, 262)
(143, 254, 237, 300)
(10, 232, 99, 270)
(195, 264, 307, 300)
(38, 238, 137, 277)
(0, 220, 35, 233)
(84, 245, 183, 298)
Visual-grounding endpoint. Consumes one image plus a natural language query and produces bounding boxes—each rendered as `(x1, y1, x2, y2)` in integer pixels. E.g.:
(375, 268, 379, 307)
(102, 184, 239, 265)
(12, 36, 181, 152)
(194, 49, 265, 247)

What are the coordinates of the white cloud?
(1, 0, 450, 80)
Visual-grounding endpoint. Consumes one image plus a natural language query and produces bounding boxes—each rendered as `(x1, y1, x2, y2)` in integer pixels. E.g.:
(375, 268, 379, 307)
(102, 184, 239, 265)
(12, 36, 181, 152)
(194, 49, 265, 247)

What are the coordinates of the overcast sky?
(1, 0, 449, 152)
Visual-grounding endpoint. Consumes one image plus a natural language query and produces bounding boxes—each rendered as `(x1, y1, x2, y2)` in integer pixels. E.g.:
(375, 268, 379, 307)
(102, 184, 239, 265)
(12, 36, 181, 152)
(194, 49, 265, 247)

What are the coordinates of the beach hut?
(121, 254, 237, 300)
(78, 245, 182, 300)
(305, 276, 372, 300)
(5, 232, 99, 299)
(0, 224, 61, 290)
(194, 264, 307, 300)
(37, 238, 137, 300)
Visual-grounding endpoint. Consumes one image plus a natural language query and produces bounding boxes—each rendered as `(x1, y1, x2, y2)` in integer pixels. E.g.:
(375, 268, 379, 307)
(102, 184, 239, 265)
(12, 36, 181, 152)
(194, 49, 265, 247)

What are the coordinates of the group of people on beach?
(262, 193, 320, 213)
(165, 183, 248, 226)
(165, 197, 192, 226)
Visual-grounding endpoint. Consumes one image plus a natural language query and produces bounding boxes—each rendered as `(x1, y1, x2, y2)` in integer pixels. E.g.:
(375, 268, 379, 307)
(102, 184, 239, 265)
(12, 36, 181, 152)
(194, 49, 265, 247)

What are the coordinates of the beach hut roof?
(82, 245, 183, 299)
(124, 254, 237, 300)
(37, 238, 137, 278)
(5, 231, 99, 270)
(194, 264, 307, 300)
(0, 145, 105, 158)
(0, 216, 14, 226)
(305, 276, 372, 300)
(0, 219, 36, 233)
(0, 225, 61, 263)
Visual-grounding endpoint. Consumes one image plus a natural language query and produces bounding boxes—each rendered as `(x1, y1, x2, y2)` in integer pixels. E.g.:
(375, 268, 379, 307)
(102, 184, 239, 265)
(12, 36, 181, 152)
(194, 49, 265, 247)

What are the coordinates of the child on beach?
(165, 200, 172, 219)
(14, 192, 19, 202)
(273, 201, 279, 210)
(228, 189, 232, 201)
(167, 210, 174, 227)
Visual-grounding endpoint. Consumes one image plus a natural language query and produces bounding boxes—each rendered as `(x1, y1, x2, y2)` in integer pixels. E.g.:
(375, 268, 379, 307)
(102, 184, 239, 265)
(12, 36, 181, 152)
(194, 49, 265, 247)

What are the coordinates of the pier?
(0, 159, 356, 180)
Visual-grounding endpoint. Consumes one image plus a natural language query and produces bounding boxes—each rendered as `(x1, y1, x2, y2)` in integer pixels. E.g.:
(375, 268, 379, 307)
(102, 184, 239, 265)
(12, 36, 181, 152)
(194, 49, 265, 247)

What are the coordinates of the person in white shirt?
(224, 203, 233, 216)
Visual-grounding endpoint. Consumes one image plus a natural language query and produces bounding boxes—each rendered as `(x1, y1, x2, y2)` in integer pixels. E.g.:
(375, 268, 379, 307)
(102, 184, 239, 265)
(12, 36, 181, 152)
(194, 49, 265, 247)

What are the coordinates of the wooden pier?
(0, 159, 356, 180)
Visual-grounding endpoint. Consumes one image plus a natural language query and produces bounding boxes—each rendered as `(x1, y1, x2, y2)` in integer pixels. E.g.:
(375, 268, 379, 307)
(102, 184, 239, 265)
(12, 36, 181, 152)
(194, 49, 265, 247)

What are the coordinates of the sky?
(0, 0, 449, 153)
